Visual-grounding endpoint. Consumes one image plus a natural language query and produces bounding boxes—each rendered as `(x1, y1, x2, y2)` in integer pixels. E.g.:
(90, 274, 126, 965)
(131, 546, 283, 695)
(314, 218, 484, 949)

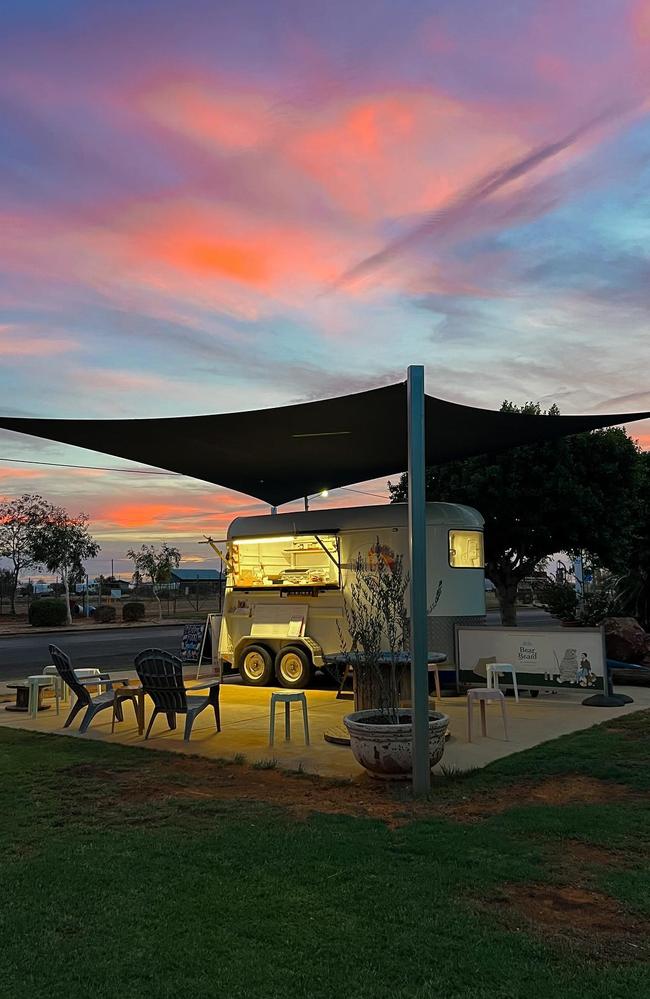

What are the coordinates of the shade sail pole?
(407, 365, 430, 796)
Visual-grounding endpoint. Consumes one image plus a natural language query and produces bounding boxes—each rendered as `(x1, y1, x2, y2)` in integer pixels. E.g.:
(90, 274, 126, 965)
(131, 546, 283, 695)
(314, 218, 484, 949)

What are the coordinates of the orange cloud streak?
(0, 468, 43, 481)
(100, 501, 206, 528)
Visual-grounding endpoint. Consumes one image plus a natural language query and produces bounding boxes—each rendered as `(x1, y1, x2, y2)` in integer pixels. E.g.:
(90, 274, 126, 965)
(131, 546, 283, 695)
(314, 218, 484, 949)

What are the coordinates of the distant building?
(170, 567, 226, 611)
(171, 568, 225, 587)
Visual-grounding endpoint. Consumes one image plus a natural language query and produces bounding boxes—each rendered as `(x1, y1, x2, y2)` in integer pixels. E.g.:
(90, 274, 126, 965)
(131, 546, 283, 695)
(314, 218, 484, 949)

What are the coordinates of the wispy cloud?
(334, 102, 640, 288)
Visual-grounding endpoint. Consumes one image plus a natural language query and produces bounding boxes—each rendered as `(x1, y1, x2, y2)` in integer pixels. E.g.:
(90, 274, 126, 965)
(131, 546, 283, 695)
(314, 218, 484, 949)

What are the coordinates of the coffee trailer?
(217, 502, 486, 688)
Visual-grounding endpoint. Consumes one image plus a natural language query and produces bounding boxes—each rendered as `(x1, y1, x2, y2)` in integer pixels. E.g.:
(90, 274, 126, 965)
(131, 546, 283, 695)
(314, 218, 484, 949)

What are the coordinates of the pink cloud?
(71, 367, 175, 394)
(137, 80, 278, 152)
(286, 92, 530, 220)
(0, 467, 44, 482)
(0, 324, 77, 356)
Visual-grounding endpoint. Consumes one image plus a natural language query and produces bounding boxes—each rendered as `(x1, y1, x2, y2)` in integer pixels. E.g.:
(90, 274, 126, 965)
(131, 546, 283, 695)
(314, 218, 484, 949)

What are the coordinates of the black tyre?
(239, 644, 274, 686)
(275, 646, 312, 689)
(529, 689, 540, 699)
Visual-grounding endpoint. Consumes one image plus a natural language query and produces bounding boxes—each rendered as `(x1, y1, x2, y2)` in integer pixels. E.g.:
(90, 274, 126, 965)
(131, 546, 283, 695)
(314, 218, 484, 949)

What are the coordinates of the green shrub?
(122, 601, 145, 622)
(537, 578, 619, 626)
(94, 605, 116, 624)
(29, 598, 68, 627)
(536, 579, 578, 621)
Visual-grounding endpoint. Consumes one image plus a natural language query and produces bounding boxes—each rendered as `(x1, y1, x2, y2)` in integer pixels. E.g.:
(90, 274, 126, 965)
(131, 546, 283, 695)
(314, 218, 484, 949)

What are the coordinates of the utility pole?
(407, 365, 430, 796)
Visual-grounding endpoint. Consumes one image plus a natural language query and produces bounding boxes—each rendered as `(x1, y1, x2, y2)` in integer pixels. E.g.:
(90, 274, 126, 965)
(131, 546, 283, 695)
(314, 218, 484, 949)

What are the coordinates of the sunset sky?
(1, 0, 650, 578)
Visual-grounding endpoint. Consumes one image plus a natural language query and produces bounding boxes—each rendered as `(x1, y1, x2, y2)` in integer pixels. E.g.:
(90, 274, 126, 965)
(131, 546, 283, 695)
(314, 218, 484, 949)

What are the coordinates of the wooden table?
(111, 685, 146, 736)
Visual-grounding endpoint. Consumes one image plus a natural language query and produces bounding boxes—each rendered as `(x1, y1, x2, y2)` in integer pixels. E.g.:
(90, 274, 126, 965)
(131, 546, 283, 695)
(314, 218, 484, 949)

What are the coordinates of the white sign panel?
(456, 627, 605, 691)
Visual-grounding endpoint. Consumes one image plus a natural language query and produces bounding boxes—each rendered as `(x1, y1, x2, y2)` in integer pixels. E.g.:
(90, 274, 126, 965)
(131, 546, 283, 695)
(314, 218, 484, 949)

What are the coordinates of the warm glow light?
(232, 535, 297, 546)
(319, 490, 329, 497)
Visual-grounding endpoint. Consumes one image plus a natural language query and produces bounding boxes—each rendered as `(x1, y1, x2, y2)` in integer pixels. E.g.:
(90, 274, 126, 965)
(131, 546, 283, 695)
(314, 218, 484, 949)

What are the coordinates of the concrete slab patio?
(1, 678, 647, 779)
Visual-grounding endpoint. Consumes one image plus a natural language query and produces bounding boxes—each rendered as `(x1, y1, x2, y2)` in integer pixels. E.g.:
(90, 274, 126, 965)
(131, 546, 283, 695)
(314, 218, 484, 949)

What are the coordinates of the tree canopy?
(126, 543, 181, 621)
(0, 493, 55, 614)
(29, 509, 100, 625)
(389, 401, 642, 625)
(616, 449, 650, 629)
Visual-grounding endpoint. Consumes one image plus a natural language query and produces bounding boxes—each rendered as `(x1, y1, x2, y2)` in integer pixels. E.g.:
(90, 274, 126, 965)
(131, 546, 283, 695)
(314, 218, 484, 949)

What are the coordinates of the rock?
(641, 634, 650, 668)
(603, 617, 647, 664)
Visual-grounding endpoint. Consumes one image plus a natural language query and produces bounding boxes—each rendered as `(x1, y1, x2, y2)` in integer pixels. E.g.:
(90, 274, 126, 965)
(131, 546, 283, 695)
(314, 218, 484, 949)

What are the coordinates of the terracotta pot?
(343, 709, 449, 780)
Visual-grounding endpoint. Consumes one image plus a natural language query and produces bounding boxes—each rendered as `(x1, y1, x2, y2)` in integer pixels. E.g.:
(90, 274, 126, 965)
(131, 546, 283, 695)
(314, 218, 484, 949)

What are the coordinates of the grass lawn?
(2, 713, 650, 999)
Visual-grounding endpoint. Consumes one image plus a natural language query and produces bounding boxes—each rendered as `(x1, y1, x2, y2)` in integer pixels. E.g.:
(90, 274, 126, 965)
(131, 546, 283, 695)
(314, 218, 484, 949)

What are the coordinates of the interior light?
(232, 535, 297, 546)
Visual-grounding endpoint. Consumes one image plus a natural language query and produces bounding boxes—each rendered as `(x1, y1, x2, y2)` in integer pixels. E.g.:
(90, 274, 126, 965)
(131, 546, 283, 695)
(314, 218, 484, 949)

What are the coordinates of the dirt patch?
(444, 775, 637, 822)
(60, 759, 420, 826)
(561, 839, 637, 869)
(57, 762, 648, 829)
(489, 882, 650, 962)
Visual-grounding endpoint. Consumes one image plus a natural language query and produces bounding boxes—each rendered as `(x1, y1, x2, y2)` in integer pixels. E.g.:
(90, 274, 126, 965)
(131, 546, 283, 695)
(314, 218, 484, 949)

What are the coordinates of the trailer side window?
(230, 534, 340, 589)
(449, 530, 484, 568)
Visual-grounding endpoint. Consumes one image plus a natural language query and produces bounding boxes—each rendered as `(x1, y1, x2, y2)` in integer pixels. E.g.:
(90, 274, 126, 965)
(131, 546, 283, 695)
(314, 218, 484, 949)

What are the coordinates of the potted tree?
(340, 540, 448, 780)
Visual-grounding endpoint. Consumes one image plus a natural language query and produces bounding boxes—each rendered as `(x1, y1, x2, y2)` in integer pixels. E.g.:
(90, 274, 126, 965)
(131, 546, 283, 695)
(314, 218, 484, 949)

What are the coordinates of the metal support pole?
(304, 496, 309, 511)
(407, 365, 430, 795)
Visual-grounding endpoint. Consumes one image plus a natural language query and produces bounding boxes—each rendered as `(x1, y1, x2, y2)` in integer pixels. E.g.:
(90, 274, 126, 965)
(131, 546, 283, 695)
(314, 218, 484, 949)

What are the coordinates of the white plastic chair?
(486, 662, 520, 702)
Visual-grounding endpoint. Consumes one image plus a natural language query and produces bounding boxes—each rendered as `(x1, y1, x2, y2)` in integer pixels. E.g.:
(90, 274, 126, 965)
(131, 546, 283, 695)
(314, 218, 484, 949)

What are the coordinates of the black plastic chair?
(49, 644, 136, 734)
(134, 649, 221, 741)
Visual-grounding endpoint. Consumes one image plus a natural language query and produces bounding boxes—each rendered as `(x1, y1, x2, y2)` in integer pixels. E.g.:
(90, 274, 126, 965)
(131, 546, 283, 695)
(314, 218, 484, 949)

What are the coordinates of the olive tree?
(126, 543, 181, 621)
(29, 509, 100, 625)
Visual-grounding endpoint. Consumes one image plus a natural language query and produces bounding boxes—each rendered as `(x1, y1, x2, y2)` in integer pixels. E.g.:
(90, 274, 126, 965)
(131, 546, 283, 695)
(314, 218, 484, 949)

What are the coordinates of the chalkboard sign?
(180, 622, 206, 663)
(181, 614, 222, 681)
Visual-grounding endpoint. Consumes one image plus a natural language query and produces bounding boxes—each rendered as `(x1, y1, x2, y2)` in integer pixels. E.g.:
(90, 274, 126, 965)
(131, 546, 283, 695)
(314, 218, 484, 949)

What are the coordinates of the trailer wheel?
(240, 645, 274, 686)
(275, 646, 312, 689)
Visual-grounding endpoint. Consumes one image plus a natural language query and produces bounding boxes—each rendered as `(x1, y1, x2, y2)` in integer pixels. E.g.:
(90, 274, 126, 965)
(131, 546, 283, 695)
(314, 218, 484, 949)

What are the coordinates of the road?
(0, 608, 559, 682)
(0, 625, 185, 682)
(486, 608, 560, 629)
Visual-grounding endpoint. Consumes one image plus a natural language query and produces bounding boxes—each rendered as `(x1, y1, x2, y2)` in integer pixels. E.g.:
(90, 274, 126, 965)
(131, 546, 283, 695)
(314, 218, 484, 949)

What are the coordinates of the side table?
(111, 685, 146, 736)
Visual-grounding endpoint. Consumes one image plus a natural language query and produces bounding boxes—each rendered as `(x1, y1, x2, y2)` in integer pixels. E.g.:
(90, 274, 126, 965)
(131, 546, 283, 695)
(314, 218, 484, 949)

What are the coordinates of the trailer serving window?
(230, 534, 340, 589)
(449, 530, 484, 568)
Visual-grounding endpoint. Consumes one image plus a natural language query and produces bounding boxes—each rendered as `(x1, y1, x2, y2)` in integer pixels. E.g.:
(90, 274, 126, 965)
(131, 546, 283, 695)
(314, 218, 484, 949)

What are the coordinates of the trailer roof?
(228, 502, 483, 539)
(0, 381, 647, 507)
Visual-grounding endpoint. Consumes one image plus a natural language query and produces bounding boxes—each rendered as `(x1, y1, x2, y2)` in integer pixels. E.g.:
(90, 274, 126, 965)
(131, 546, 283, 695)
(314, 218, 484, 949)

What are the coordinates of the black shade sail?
(0, 382, 648, 507)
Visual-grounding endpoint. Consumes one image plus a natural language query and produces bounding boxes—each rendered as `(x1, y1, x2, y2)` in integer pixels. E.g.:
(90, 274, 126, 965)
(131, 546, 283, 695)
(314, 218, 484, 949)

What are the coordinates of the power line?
(340, 485, 389, 499)
(0, 457, 389, 496)
(0, 457, 182, 476)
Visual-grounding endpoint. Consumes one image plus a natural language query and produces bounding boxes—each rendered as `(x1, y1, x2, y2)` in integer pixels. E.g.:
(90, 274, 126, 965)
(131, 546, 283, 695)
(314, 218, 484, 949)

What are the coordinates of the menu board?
(180, 614, 222, 680)
(180, 622, 206, 662)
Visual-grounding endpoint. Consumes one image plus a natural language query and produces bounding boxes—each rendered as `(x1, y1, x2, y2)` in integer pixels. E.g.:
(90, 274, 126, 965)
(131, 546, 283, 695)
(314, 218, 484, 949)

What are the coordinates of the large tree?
(29, 509, 100, 625)
(126, 543, 181, 621)
(389, 402, 641, 625)
(0, 493, 55, 614)
(616, 448, 650, 629)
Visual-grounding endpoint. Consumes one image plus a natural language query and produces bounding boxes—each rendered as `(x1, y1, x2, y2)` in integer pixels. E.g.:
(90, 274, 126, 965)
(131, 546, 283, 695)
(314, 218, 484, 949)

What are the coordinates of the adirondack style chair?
(49, 644, 136, 734)
(134, 648, 221, 741)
